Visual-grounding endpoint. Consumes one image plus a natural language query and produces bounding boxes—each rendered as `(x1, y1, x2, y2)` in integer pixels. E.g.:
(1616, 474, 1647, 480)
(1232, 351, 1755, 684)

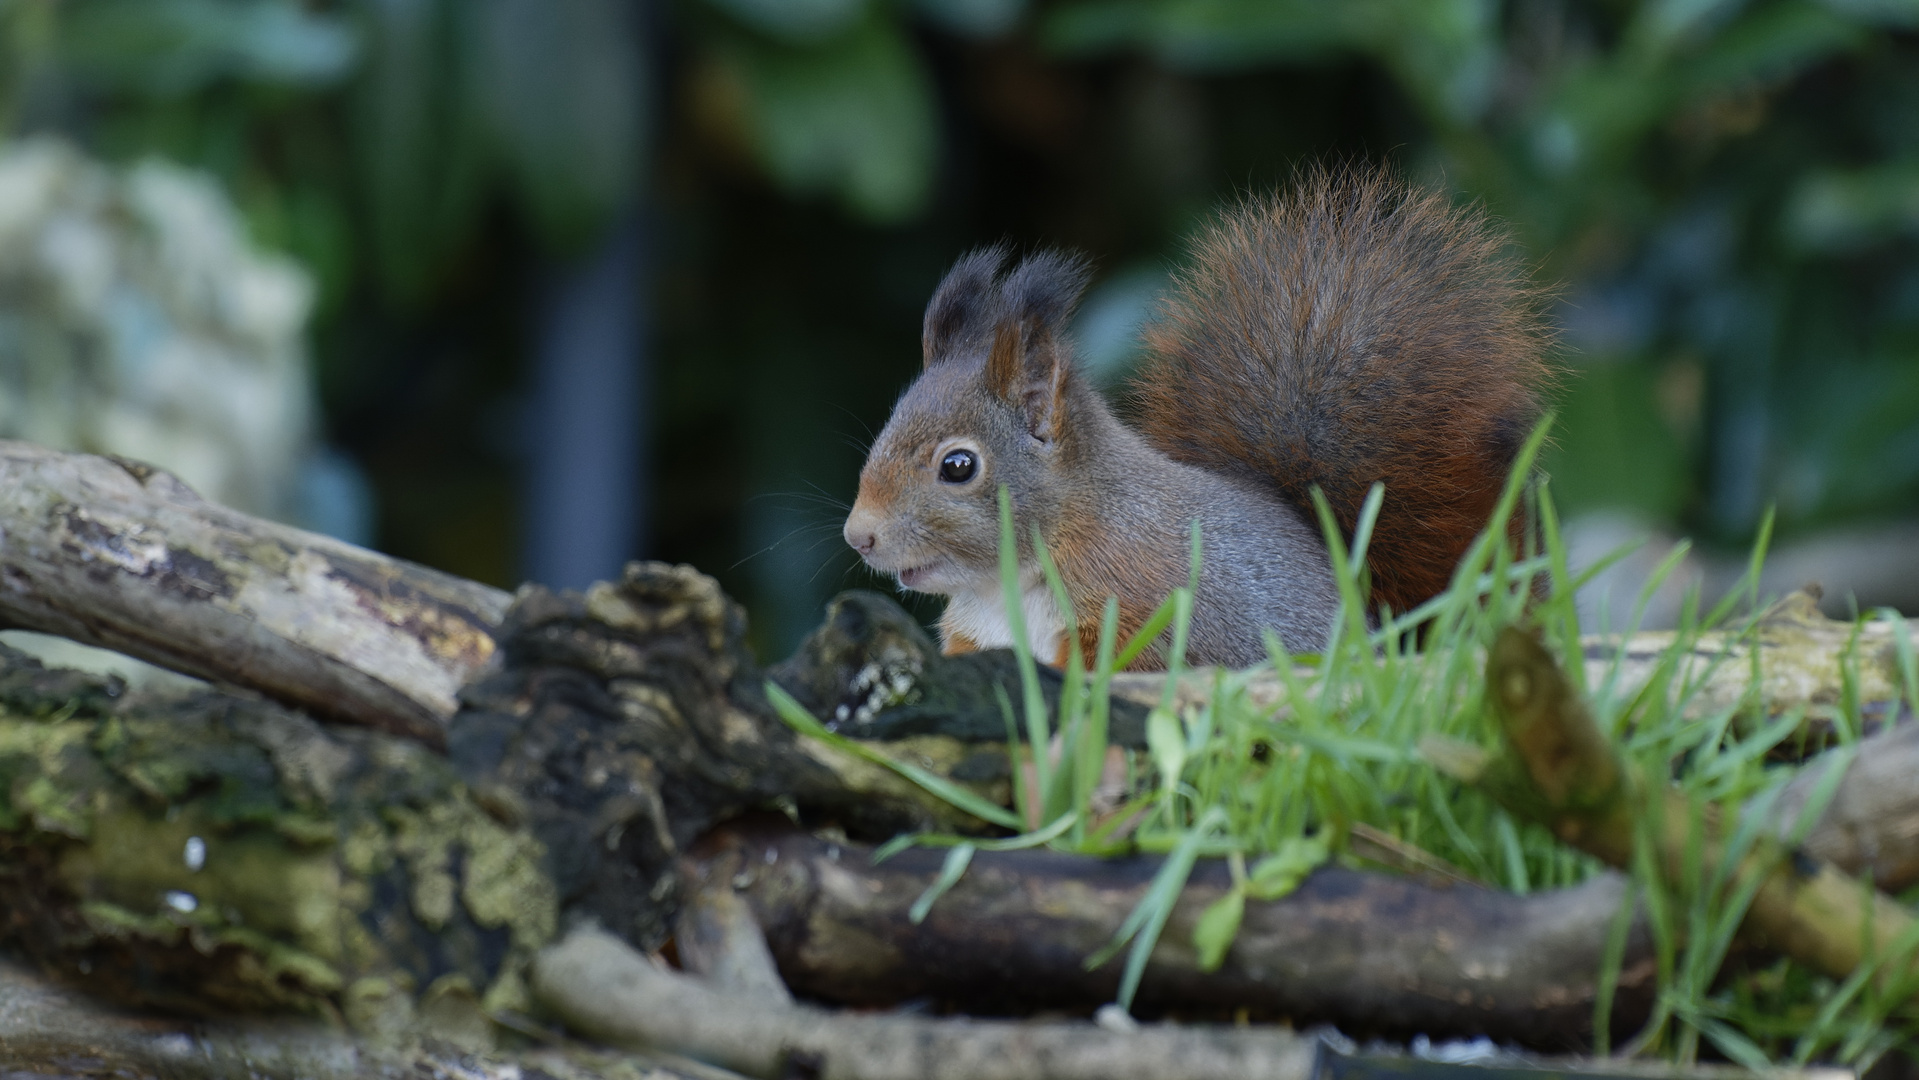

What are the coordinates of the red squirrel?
(842, 166, 1553, 670)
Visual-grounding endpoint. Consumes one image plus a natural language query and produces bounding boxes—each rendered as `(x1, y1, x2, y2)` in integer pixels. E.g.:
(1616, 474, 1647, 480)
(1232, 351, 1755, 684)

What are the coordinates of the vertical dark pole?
(524, 214, 648, 590)
(520, 0, 655, 592)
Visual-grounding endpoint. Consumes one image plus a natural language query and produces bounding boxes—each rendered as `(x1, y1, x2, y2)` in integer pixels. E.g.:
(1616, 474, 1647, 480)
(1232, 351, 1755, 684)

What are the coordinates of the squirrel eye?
(938, 449, 978, 484)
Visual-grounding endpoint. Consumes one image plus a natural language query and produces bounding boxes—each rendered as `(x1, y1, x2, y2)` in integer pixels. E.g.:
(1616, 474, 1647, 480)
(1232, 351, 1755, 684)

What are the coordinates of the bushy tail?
(1131, 165, 1554, 613)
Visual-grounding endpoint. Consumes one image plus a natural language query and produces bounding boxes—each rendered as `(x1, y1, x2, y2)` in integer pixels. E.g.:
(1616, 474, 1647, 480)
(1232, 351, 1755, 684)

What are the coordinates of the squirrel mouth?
(897, 564, 939, 590)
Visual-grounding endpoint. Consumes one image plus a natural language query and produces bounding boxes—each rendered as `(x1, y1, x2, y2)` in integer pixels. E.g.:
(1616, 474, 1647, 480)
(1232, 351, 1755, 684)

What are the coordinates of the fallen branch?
(533, 923, 1321, 1080)
(0, 441, 508, 742)
(1774, 712, 1919, 889)
(0, 953, 703, 1080)
(688, 816, 1653, 1046)
(1107, 590, 1916, 738)
(782, 591, 1915, 753)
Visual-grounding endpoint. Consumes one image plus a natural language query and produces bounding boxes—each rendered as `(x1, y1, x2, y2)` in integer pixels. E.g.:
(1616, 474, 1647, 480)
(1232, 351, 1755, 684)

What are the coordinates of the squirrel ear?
(986, 319, 1070, 444)
(923, 246, 1010, 368)
(984, 252, 1090, 443)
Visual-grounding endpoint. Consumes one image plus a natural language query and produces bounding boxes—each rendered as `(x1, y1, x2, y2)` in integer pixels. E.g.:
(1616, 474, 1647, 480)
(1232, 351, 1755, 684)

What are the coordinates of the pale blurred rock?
(1567, 510, 1919, 631)
(0, 137, 322, 686)
(0, 137, 316, 521)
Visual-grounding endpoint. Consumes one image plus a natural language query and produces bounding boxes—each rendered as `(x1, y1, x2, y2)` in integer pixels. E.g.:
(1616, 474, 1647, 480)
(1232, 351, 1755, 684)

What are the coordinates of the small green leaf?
(1145, 708, 1185, 789)
(1245, 835, 1328, 901)
(1192, 885, 1244, 972)
(909, 842, 975, 923)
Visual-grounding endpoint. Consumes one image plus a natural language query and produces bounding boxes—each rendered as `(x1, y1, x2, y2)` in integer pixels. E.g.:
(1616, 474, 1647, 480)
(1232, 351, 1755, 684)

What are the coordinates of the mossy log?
(0, 951, 703, 1080)
(0, 639, 558, 1022)
(0, 561, 1005, 1033)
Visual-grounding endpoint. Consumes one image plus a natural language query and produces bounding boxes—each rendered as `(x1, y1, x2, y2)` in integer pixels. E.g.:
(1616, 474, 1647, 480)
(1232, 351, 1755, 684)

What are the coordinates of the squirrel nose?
(843, 515, 877, 557)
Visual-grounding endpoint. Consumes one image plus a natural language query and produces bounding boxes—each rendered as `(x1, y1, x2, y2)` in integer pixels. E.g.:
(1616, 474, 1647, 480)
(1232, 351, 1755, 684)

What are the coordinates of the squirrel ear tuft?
(985, 252, 1092, 443)
(923, 245, 1011, 368)
(1000, 251, 1092, 332)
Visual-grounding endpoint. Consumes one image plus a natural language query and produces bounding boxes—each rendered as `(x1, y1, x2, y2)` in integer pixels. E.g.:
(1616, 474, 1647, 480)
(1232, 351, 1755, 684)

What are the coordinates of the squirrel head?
(844, 247, 1092, 597)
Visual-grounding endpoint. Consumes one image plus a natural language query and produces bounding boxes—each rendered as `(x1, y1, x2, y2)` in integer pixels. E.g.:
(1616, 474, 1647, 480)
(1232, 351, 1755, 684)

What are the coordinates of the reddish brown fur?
(1052, 506, 1183, 669)
(1131, 166, 1554, 615)
(943, 634, 981, 656)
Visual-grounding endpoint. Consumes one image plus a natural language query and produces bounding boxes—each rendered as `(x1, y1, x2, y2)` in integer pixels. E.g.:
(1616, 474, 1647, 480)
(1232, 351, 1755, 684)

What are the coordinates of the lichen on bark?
(0, 641, 557, 1024)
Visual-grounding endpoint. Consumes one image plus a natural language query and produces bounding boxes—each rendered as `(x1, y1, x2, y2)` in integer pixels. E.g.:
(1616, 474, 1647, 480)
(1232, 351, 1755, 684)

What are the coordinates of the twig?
(532, 924, 1321, 1080)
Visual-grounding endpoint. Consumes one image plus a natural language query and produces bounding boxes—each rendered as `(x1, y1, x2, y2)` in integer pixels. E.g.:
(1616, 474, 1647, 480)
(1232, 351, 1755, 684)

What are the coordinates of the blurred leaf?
(1191, 885, 1243, 971)
(1373, 0, 1500, 123)
(61, 0, 357, 94)
(913, 0, 1027, 38)
(1244, 834, 1328, 900)
(1818, 0, 1919, 26)
(471, 0, 646, 251)
(1146, 707, 1185, 788)
(1542, 361, 1693, 520)
(1533, 1, 1860, 176)
(1046, 0, 1360, 70)
(706, 0, 868, 44)
(1040, 0, 1155, 55)
(1674, 0, 1862, 97)
(1628, 0, 1753, 54)
(1784, 161, 1919, 252)
(719, 16, 936, 223)
(347, 0, 489, 303)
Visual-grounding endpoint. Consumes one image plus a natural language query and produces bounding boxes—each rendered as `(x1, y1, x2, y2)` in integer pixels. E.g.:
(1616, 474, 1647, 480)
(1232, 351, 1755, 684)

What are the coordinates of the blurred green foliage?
(0, 0, 1915, 655)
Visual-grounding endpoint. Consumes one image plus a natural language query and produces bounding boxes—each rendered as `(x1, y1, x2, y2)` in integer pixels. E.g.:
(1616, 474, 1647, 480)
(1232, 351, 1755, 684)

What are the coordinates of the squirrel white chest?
(939, 576, 1067, 662)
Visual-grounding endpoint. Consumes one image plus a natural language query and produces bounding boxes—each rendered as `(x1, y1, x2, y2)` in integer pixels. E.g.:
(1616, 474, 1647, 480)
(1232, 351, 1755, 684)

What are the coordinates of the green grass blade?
(910, 843, 976, 923)
(768, 681, 1022, 830)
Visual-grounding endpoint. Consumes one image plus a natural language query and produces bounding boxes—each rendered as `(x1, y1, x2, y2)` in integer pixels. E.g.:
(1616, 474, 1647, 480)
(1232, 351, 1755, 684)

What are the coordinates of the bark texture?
(533, 924, 1323, 1080)
(0, 561, 1008, 1024)
(447, 564, 1009, 953)
(0, 953, 700, 1080)
(0, 440, 509, 742)
(691, 817, 1655, 1048)
(0, 640, 556, 1021)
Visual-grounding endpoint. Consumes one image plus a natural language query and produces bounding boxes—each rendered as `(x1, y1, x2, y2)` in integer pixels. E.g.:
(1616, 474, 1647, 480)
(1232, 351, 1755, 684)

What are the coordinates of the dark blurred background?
(2, 0, 1917, 660)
